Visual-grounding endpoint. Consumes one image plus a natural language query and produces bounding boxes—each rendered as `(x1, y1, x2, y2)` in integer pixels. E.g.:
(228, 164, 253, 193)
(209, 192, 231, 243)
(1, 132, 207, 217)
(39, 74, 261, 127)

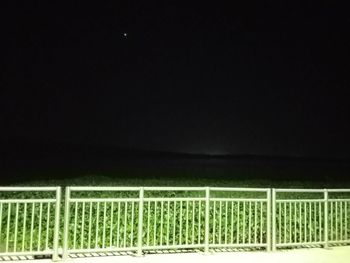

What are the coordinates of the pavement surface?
(1, 246, 349, 263)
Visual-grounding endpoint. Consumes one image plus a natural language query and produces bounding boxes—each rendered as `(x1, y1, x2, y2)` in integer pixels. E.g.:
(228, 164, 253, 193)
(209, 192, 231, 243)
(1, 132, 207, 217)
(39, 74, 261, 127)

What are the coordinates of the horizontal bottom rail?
(276, 241, 326, 247)
(209, 243, 268, 248)
(142, 244, 205, 250)
(66, 247, 137, 254)
(0, 250, 54, 257)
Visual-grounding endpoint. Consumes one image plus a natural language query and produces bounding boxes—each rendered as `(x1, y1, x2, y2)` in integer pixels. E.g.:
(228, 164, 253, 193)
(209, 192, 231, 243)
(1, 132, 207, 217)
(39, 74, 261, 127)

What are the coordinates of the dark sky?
(1, 2, 350, 158)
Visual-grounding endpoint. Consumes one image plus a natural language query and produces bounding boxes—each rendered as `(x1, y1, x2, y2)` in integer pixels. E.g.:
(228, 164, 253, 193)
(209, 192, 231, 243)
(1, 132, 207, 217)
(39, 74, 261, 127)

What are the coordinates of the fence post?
(204, 187, 210, 254)
(266, 188, 271, 252)
(324, 189, 329, 249)
(137, 187, 144, 257)
(62, 187, 71, 260)
(52, 187, 61, 261)
(271, 188, 276, 251)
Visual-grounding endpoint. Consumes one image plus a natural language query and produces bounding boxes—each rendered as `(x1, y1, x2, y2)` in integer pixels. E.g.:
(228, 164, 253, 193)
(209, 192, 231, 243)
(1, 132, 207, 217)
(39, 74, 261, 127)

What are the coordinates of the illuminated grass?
(0, 166, 350, 253)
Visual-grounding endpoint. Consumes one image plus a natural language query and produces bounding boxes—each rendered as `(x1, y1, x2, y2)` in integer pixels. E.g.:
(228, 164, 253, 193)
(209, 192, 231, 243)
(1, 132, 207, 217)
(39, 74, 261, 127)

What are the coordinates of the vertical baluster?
(95, 202, 100, 248)
(204, 188, 210, 253)
(14, 203, 19, 252)
(330, 202, 333, 241)
(109, 202, 114, 247)
(308, 202, 312, 243)
(0, 204, 2, 248)
(179, 200, 182, 245)
(30, 203, 34, 252)
(219, 201, 222, 244)
(314, 202, 317, 242)
(88, 202, 92, 249)
(324, 191, 329, 248)
(248, 201, 251, 244)
(231, 201, 234, 244)
(102, 202, 107, 248)
(304, 202, 307, 243)
(185, 200, 188, 245)
(117, 202, 121, 247)
(254, 202, 257, 244)
(198, 201, 201, 244)
(22, 203, 27, 252)
(294, 202, 296, 243)
(192, 200, 195, 245)
(289, 202, 292, 244)
(137, 188, 144, 256)
(45, 203, 51, 250)
(335, 202, 338, 241)
(278, 203, 281, 244)
(153, 201, 157, 246)
(159, 201, 163, 246)
(319, 202, 322, 242)
(130, 202, 134, 247)
(81, 202, 85, 249)
(167, 201, 170, 246)
(225, 201, 228, 245)
(173, 201, 176, 245)
(73, 202, 78, 249)
(345, 202, 348, 240)
(6, 203, 11, 252)
(123, 202, 127, 248)
(260, 202, 263, 244)
(213, 201, 216, 244)
(147, 202, 150, 246)
(340, 202, 343, 241)
(299, 202, 302, 243)
(284, 202, 286, 244)
(236, 201, 240, 244)
(38, 202, 43, 251)
(243, 201, 246, 244)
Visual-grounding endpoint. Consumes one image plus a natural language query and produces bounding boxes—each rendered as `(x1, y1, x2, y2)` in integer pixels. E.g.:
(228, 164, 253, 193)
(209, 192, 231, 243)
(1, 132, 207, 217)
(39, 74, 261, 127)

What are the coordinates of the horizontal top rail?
(70, 198, 140, 202)
(274, 188, 326, 193)
(276, 199, 325, 203)
(2, 186, 350, 193)
(0, 199, 57, 203)
(144, 197, 205, 201)
(143, 186, 206, 191)
(210, 187, 270, 192)
(0, 186, 60, 191)
(211, 198, 268, 202)
(143, 187, 206, 191)
(69, 186, 141, 191)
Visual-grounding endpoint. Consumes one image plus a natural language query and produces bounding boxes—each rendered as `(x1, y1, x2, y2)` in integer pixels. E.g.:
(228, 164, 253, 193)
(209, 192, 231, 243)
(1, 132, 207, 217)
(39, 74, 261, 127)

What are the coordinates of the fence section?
(0, 187, 61, 260)
(62, 187, 141, 259)
(62, 186, 270, 258)
(208, 188, 270, 250)
(272, 189, 327, 250)
(327, 189, 350, 246)
(1, 186, 350, 260)
(272, 188, 350, 250)
(142, 187, 206, 252)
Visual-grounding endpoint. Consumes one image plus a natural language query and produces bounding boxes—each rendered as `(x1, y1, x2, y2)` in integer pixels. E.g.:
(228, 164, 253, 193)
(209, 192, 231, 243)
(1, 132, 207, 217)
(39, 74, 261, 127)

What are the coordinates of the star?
(123, 33, 128, 38)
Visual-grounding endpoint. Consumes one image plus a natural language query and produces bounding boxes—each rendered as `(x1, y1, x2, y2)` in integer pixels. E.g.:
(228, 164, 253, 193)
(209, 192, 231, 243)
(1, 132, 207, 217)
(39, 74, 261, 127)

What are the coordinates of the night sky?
(2, 2, 350, 158)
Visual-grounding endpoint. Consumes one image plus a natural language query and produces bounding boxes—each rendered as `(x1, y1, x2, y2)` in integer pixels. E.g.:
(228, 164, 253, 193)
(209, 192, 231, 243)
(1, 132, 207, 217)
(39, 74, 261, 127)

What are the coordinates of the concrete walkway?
(1, 247, 349, 263)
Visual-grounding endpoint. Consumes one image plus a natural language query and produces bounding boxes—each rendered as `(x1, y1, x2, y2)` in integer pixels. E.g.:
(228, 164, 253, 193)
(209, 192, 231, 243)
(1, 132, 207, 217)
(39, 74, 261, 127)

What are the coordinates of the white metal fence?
(272, 189, 350, 250)
(0, 187, 61, 260)
(0, 186, 349, 261)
